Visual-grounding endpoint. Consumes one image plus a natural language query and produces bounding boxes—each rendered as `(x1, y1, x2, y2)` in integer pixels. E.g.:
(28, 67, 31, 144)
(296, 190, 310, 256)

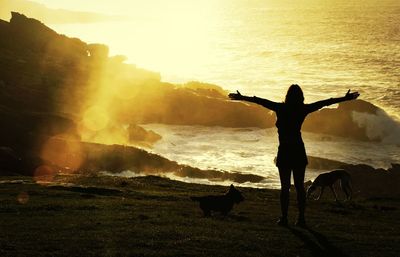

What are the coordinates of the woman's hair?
(285, 84, 304, 105)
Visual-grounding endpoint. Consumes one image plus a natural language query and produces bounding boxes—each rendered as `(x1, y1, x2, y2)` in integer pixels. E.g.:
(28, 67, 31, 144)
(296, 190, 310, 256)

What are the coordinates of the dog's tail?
(190, 196, 201, 201)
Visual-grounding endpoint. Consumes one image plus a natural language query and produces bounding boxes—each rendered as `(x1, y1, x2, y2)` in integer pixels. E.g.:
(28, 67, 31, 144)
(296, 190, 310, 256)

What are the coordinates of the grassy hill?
(0, 175, 399, 257)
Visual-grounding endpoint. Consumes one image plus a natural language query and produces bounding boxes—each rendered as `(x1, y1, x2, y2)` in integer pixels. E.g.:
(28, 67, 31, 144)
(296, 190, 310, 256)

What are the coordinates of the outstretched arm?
(306, 89, 360, 113)
(228, 90, 280, 111)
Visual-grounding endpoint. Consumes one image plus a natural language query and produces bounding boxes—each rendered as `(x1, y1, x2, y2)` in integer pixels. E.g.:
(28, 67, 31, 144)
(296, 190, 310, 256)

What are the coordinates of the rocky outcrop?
(127, 125, 162, 147)
(342, 163, 400, 198)
(0, 146, 21, 175)
(303, 99, 382, 141)
(0, 12, 161, 154)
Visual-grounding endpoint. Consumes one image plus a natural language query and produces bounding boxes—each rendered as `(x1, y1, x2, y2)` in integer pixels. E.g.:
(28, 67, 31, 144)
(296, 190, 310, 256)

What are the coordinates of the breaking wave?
(352, 110, 400, 144)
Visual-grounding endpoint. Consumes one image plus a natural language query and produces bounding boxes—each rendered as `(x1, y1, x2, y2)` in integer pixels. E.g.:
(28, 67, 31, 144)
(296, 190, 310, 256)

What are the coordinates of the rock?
(388, 163, 400, 173)
(128, 124, 162, 146)
(87, 43, 109, 59)
(341, 164, 400, 198)
(0, 146, 21, 174)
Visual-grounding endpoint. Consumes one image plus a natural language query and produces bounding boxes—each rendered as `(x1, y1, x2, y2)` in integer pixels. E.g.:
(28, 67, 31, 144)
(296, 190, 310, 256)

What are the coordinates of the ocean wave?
(101, 166, 266, 184)
(352, 110, 400, 144)
(304, 99, 399, 142)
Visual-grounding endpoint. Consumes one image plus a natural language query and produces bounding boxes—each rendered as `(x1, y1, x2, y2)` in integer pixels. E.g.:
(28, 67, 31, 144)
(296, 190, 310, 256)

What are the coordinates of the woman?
(229, 85, 359, 227)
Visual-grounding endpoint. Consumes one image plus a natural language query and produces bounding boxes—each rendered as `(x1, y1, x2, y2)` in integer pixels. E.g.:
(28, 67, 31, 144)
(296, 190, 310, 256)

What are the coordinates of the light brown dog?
(307, 169, 352, 201)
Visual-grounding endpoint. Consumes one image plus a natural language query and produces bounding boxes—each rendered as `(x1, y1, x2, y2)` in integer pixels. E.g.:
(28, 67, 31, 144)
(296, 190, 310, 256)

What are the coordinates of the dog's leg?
(341, 177, 353, 201)
(340, 180, 350, 201)
(347, 177, 353, 200)
(347, 184, 353, 201)
(348, 177, 353, 200)
(329, 185, 338, 201)
(344, 182, 352, 201)
(316, 187, 324, 200)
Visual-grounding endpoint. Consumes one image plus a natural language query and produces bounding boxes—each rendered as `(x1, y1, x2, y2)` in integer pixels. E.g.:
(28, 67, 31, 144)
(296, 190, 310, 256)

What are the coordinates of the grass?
(0, 175, 399, 257)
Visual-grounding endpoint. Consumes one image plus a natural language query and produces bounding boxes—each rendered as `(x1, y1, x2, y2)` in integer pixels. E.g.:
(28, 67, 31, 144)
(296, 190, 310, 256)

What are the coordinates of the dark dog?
(307, 169, 352, 201)
(190, 184, 244, 216)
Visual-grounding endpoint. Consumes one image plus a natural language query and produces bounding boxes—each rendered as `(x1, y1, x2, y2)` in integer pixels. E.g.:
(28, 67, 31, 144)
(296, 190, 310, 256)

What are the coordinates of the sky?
(25, 0, 129, 13)
(29, 0, 219, 16)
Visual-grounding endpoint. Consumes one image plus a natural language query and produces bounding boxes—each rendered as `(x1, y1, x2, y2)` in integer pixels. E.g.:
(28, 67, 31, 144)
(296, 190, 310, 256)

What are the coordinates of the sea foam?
(352, 110, 400, 144)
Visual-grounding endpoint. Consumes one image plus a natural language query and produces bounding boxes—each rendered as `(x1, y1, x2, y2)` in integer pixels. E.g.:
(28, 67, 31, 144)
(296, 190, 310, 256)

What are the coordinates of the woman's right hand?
(345, 89, 360, 100)
(228, 90, 243, 100)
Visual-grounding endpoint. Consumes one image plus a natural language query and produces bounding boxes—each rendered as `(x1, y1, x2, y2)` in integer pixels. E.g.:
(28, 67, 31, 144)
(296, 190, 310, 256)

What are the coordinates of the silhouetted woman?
(229, 85, 359, 227)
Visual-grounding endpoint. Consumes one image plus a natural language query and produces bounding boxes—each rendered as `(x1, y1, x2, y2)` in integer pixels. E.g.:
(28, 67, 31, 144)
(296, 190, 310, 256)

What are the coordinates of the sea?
(29, 0, 400, 187)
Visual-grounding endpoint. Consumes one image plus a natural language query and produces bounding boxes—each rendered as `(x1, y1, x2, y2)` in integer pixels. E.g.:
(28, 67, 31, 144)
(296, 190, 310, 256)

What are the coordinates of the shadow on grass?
(198, 214, 250, 222)
(227, 214, 250, 222)
(289, 227, 349, 257)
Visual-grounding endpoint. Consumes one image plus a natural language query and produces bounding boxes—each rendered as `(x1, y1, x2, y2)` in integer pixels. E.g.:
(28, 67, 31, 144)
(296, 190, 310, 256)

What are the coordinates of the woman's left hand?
(345, 89, 360, 100)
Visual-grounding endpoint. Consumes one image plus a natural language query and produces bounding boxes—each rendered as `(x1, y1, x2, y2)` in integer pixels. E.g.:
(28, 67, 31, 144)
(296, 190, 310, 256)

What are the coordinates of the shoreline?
(2, 135, 399, 197)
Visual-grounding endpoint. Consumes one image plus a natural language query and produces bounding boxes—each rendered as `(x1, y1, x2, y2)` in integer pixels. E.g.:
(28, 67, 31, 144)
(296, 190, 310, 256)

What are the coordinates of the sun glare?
(83, 105, 110, 131)
(35, 0, 223, 80)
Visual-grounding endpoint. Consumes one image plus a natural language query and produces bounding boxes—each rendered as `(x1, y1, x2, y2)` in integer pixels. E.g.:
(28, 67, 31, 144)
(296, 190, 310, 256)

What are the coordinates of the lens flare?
(34, 165, 56, 184)
(40, 135, 84, 171)
(83, 105, 110, 131)
(17, 191, 29, 204)
(113, 83, 139, 100)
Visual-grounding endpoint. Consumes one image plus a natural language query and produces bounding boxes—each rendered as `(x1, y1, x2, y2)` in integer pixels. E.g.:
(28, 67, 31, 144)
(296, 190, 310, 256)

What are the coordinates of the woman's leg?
(278, 166, 291, 221)
(293, 166, 306, 223)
